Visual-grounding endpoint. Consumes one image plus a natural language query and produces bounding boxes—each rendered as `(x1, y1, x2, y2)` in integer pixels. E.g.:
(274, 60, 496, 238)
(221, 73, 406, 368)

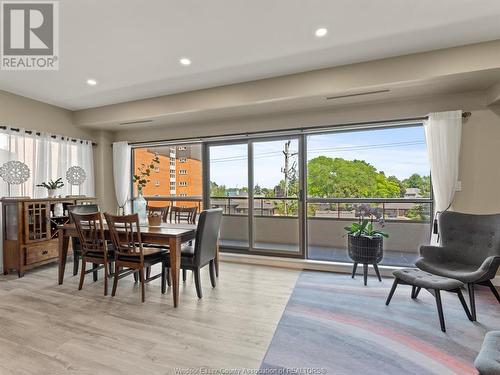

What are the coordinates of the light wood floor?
(0, 261, 300, 375)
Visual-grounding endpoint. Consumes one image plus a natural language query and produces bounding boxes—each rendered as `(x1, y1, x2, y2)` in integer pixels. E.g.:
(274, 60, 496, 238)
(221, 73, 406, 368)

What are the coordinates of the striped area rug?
(261, 271, 500, 375)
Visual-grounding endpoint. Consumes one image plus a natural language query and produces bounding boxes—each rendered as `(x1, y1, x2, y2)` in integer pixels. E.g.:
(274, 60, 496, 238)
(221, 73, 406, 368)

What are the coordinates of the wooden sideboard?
(2, 197, 97, 277)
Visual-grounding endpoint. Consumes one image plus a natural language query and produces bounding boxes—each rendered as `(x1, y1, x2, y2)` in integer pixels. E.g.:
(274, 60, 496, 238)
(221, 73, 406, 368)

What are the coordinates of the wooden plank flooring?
(0, 262, 300, 374)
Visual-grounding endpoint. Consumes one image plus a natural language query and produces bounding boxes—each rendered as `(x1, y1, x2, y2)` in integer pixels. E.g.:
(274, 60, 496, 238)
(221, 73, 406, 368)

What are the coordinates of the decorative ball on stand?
(66, 166, 86, 185)
(0, 160, 30, 185)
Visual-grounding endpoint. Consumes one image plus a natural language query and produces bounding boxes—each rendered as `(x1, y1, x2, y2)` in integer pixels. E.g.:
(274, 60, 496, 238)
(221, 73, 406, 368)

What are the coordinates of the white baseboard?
(220, 252, 500, 286)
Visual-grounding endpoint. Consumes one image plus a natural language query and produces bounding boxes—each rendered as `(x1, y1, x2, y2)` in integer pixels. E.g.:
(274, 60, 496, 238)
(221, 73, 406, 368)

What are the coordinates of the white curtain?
(112, 141, 131, 214)
(0, 129, 94, 198)
(424, 110, 462, 243)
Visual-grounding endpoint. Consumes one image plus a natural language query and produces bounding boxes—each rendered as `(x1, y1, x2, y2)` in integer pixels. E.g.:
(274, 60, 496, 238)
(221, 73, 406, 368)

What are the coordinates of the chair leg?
(111, 263, 119, 297)
(146, 266, 151, 280)
(434, 289, 446, 332)
(161, 261, 166, 294)
(214, 257, 219, 278)
(457, 288, 473, 321)
(103, 261, 108, 296)
(373, 263, 382, 282)
(182, 269, 187, 282)
(166, 268, 171, 286)
(133, 271, 138, 283)
(467, 283, 477, 322)
(194, 268, 202, 298)
(414, 287, 421, 298)
(73, 253, 79, 276)
(386, 279, 398, 305)
(363, 263, 368, 286)
(351, 262, 358, 278)
(484, 280, 500, 304)
(209, 260, 216, 288)
(139, 268, 145, 303)
(92, 263, 98, 282)
(78, 258, 86, 290)
(411, 286, 417, 299)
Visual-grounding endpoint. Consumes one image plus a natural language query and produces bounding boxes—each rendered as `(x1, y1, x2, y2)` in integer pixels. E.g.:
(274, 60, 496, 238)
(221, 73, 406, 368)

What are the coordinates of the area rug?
(261, 271, 500, 375)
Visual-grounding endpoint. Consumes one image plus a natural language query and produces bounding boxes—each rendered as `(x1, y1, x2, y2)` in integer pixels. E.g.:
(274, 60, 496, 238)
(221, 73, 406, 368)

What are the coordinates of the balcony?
(211, 196, 432, 267)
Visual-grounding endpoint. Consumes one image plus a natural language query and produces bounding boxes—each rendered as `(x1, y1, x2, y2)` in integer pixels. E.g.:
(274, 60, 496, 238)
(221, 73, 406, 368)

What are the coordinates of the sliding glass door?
(207, 136, 304, 256)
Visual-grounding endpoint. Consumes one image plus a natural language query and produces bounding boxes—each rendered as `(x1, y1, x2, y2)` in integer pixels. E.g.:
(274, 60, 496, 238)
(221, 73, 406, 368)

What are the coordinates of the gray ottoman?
(386, 268, 472, 332)
(475, 331, 500, 375)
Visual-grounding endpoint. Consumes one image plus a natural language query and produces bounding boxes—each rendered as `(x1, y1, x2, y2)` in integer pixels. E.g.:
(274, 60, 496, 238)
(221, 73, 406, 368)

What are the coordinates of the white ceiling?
(1, 0, 500, 110)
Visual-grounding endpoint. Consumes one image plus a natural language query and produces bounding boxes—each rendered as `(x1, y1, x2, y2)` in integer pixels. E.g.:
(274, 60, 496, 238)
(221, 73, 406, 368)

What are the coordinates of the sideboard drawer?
(25, 243, 58, 265)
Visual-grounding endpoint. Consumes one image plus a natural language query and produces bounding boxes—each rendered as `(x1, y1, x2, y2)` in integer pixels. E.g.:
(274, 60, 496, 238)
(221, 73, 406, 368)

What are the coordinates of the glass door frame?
(204, 135, 307, 259)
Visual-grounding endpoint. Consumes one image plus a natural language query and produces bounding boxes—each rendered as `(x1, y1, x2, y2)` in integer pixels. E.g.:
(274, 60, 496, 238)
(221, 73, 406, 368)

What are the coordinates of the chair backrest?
(70, 211, 107, 256)
(170, 206, 197, 224)
(146, 205, 169, 222)
(104, 213, 145, 262)
(193, 209, 223, 267)
(439, 211, 500, 264)
(68, 204, 100, 250)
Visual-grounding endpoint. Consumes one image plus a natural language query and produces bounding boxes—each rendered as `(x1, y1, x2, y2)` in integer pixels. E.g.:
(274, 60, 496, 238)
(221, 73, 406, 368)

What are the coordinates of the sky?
(209, 125, 429, 189)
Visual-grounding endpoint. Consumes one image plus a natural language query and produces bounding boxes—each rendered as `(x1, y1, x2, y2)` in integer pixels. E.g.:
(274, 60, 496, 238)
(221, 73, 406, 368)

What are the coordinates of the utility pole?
(282, 140, 297, 216)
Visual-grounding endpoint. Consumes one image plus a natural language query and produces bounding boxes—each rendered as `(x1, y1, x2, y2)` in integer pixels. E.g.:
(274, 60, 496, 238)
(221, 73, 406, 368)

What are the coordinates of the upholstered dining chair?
(162, 208, 222, 298)
(71, 211, 112, 296)
(104, 213, 167, 303)
(416, 211, 500, 321)
(68, 204, 100, 276)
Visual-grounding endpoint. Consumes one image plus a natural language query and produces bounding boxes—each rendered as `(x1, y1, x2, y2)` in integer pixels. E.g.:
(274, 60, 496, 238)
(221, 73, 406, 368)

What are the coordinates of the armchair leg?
(456, 288, 473, 321)
(385, 279, 398, 305)
(434, 289, 446, 332)
(467, 283, 477, 322)
(484, 280, 500, 304)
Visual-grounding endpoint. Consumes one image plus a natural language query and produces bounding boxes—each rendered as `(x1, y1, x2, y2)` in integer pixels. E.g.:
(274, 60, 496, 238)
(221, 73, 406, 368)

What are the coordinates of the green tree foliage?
(402, 173, 431, 197)
(210, 181, 227, 196)
(307, 157, 402, 198)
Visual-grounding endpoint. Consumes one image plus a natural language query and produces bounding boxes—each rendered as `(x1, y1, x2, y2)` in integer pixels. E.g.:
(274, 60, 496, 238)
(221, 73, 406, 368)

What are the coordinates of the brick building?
(133, 145, 202, 208)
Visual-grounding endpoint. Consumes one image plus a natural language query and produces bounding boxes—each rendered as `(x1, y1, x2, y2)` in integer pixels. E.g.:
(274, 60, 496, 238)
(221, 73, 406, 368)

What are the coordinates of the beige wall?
(114, 91, 500, 214)
(0, 90, 114, 210)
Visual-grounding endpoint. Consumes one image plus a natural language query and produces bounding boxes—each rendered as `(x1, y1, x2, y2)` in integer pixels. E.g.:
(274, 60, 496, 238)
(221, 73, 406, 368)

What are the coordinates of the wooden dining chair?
(162, 209, 222, 298)
(68, 204, 100, 276)
(146, 205, 169, 223)
(104, 213, 167, 303)
(71, 211, 111, 296)
(170, 206, 197, 224)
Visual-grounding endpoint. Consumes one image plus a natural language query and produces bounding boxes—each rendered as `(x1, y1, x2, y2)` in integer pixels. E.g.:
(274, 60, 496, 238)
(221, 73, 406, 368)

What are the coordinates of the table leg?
(169, 236, 181, 307)
(58, 229, 70, 285)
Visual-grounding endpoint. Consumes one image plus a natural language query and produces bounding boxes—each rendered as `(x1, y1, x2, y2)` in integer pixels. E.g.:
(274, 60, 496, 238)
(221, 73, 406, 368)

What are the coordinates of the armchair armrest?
(479, 256, 500, 273)
(418, 245, 450, 262)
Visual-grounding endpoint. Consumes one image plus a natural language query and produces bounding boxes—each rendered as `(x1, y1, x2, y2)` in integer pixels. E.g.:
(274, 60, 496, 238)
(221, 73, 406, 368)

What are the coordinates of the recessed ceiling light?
(86, 78, 97, 86)
(315, 27, 328, 38)
(179, 57, 191, 66)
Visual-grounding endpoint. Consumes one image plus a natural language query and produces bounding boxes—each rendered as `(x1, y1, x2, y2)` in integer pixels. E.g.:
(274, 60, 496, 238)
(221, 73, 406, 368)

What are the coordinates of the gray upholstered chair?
(475, 331, 500, 375)
(416, 211, 500, 321)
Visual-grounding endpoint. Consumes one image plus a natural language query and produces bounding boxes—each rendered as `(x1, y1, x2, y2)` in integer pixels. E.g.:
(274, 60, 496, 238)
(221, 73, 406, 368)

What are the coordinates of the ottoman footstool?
(385, 268, 472, 332)
(474, 331, 500, 375)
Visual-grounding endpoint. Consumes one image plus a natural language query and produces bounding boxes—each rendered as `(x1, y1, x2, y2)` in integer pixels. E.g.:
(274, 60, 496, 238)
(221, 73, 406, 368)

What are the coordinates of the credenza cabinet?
(2, 197, 97, 277)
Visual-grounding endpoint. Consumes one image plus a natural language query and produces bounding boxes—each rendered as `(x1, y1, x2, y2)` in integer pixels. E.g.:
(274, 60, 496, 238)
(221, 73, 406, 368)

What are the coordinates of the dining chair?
(170, 206, 197, 224)
(68, 204, 100, 277)
(146, 205, 169, 223)
(71, 211, 112, 296)
(104, 213, 167, 303)
(162, 208, 222, 298)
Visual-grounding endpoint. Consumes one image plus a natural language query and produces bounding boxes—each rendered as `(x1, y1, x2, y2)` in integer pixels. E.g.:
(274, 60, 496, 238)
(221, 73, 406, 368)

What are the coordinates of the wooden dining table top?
(59, 222, 197, 237)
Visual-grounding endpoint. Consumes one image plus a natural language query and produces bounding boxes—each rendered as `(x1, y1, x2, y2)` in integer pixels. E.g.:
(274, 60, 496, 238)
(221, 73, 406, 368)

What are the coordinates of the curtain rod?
(129, 111, 472, 147)
(0, 126, 98, 146)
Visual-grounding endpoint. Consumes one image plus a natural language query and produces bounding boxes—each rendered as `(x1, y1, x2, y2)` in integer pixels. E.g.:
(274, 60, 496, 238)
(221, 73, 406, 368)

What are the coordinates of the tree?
(210, 181, 227, 196)
(402, 173, 431, 198)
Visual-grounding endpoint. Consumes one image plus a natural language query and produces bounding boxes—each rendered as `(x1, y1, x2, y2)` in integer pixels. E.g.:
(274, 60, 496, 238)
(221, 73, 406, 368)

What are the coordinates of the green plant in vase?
(132, 154, 160, 223)
(36, 178, 64, 198)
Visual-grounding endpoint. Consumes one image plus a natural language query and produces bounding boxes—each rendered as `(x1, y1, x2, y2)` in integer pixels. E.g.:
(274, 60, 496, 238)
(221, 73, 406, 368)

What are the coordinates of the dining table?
(57, 222, 197, 307)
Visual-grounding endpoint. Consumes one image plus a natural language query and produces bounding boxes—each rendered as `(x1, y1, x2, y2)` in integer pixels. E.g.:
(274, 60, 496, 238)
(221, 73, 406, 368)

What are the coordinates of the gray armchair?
(416, 211, 500, 321)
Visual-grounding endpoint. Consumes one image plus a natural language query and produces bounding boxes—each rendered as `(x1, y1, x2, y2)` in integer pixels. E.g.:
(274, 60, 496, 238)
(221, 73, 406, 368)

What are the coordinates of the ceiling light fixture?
(315, 27, 328, 38)
(179, 57, 191, 66)
(86, 78, 97, 86)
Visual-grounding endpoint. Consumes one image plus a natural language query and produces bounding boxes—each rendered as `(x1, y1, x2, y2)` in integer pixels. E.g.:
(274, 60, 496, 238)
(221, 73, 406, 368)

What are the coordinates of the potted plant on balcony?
(344, 204, 388, 285)
(36, 178, 64, 198)
(133, 153, 160, 224)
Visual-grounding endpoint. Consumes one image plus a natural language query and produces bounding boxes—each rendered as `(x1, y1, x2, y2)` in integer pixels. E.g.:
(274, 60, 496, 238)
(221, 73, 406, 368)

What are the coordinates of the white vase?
(47, 189, 56, 198)
(133, 189, 147, 224)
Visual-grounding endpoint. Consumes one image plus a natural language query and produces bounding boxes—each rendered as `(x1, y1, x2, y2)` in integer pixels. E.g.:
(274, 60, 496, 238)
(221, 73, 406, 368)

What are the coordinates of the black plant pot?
(347, 234, 384, 285)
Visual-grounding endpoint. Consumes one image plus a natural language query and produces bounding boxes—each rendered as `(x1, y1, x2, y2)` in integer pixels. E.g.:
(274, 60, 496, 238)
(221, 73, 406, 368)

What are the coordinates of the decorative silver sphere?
(0, 161, 30, 185)
(66, 166, 86, 185)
